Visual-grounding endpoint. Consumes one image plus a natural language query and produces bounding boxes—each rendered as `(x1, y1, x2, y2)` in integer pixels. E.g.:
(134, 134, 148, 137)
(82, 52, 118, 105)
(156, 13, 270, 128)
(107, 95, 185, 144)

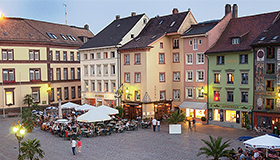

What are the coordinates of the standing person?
(188, 119, 192, 132)
(192, 118, 196, 132)
(152, 118, 157, 132)
(77, 138, 81, 155)
(157, 120, 160, 132)
(70, 138, 77, 156)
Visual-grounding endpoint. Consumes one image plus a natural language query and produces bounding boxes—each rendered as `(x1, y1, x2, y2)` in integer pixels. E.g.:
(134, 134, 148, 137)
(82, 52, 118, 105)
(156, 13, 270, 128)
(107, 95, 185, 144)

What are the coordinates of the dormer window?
(117, 24, 120, 28)
(51, 33, 57, 39)
(60, 34, 67, 40)
(67, 35, 73, 41)
(131, 34, 134, 38)
(159, 20, 163, 25)
(231, 38, 240, 45)
(71, 35, 77, 41)
(170, 21, 176, 27)
(46, 32, 54, 39)
(272, 36, 278, 40)
(260, 37, 266, 41)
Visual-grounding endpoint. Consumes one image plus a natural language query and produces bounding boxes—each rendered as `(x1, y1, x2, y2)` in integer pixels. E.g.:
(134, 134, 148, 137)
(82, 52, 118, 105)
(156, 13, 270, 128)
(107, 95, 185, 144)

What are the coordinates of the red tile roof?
(206, 11, 280, 54)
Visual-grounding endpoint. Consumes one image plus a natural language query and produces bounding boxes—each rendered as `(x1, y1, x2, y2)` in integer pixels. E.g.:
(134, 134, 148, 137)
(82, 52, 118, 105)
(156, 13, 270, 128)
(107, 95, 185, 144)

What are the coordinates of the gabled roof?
(0, 17, 94, 46)
(251, 17, 280, 45)
(206, 11, 280, 54)
(79, 14, 145, 49)
(119, 11, 189, 50)
(181, 20, 220, 36)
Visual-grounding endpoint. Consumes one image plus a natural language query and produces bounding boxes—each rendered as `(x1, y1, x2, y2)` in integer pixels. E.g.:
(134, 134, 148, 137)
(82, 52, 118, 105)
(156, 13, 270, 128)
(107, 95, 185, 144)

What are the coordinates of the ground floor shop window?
(225, 110, 236, 123)
(214, 109, 220, 121)
(186, 108, 194, 117)
(258, 116, 272, 129)
(195, 109, 205, 119)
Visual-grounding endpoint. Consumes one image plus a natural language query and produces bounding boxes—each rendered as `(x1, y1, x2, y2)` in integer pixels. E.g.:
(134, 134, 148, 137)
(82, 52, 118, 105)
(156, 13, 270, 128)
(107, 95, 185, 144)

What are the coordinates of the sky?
(0, 0, 280, 34)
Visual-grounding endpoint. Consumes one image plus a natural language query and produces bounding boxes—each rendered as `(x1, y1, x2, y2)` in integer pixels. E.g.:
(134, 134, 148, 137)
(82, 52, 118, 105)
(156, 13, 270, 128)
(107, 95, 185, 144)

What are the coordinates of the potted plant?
(267, 70, 273, 74)
(164, 110, 186, 134)
(18, 138, 45, 160)
(265, 105, 271, 110)
(22, 107, 37, 132)
(201, 116, 207, 125)
(244, 114, 250, 131)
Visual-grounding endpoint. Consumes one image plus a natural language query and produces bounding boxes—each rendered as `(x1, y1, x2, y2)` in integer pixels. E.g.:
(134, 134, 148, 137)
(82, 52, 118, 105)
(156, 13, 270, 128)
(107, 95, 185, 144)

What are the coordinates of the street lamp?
(12, 121, 26, 157)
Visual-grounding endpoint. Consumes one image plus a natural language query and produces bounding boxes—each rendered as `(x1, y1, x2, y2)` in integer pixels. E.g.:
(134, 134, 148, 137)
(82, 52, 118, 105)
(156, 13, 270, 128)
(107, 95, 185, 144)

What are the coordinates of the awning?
(179, 101, 207, 110)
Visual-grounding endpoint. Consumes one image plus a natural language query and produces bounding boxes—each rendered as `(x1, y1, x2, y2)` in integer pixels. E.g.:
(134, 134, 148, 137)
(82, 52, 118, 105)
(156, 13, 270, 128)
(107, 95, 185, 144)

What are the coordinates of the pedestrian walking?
(152, 118, 157, 132)
(77, 138, 81, 155)
(157, 120, 160, 132)
(70, 138, 77, 155)
(188, 119, 192, 132)
(192, 118, 196, 132)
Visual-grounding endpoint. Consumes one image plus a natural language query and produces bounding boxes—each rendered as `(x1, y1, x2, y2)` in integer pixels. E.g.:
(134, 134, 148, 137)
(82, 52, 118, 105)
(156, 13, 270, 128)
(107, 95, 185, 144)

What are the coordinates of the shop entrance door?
(123, 105, 142, 120)
(155, 105, 171, 120)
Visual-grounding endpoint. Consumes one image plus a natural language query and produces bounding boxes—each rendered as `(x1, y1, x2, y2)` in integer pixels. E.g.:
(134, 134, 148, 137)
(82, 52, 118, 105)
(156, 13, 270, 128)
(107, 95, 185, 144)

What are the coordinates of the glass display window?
(195, 109, 205, 119)
(214, 109, 220, 121)
(225, 110, 236, 122)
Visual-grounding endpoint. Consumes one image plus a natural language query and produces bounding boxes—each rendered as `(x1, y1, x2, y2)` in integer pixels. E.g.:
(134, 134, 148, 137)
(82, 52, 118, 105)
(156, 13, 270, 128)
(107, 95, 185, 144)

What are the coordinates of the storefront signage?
(226, 59, 237, 63)
(221, 105, 239, 109)
(95, 94, 104, 98)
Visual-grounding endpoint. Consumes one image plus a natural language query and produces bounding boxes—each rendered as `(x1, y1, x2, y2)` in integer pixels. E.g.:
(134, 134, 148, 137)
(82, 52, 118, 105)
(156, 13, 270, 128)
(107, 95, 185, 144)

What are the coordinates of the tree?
(18, 138, 45, 160)
(116, 106, 124, 118)
(197, 135, 234, 160)
(23, 94, 33, 108)
(164, 109, 186, 124)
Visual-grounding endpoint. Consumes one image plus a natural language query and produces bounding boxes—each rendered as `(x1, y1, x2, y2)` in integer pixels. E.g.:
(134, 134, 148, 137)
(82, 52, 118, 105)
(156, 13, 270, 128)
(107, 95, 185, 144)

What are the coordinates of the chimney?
(116, 15, 120, 20)
(225, 4, 231, 16)
(232, 4, 238, 18)
(172, 8, 179, 14)
(131, 12, 136, 16)
(84, 24, 89, 31)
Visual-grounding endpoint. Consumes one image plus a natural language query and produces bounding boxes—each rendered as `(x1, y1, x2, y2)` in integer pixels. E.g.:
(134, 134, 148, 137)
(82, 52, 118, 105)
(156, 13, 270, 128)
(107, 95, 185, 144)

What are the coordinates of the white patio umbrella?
(77, 109, 111, 122)
(55, 119, 69, 124)
(93, 105, 119, 115)
(243, 134, 280, 149)
(75, 104, 96, 111)
(61, 102, 80, 109)
(46, 106, 58, 110)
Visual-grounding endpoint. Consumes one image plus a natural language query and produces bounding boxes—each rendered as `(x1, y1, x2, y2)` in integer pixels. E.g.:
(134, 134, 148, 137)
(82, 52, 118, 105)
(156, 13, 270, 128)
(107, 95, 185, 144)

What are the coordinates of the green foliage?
(22, 107, 37, 131)
(197, 135, 233, 160)
(201, 117, 207, 122)
(164, 110, 186, 124)
(18, 138, 45, 160)
(265, 105, 271, 110)
(23, 94, 33, 108)
(116, 106, 124, 118)
(244, 114, 250, 130)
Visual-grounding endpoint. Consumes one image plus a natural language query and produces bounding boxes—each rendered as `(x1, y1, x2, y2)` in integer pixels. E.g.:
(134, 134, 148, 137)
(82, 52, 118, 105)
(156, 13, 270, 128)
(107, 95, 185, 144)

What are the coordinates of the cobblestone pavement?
(0, 117, 254, 160)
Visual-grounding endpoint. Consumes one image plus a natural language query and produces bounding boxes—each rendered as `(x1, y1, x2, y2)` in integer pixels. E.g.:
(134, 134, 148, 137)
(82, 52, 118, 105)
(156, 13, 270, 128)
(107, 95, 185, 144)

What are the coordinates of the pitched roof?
(119, 11, 189, 50)
(181, 20, 220, 36)
(251, 17, 280, 45)
(0, 17, 94, 46)
(206, 11, 280, 54)
(79, 14, 145, 49)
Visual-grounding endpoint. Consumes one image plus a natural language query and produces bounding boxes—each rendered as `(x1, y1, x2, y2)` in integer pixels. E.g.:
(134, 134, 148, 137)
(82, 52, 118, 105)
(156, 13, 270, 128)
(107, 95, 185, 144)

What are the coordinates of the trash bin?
(273, 126, 279, 135)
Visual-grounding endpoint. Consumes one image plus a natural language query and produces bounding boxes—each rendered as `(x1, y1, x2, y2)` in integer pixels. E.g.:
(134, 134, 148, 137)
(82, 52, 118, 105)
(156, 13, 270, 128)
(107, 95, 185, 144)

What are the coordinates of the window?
(186, 88, 193, 99)
(173, 72, 180, 81)
(159, 73, 165, 82)
(51, 88, 54, 101)
(197, 88, 204, 99)
(63, 51, 67, 61)
(97, 65, 101, 75)
(189, 40, 192, 45)
(196, 53, 204, 64)
(173, 90, 180, 100)
(186, 71, 193, 82)
(135, 91, 140, 101)
(197, 70, 204, 82)
(92, 82, 95, 91)
(267, 47, 275, 59)
(125, 73, 130, 83)
(225, 110, 236, 122)
(32, 87, 40, 103)
(135, 53, 141, 64)
(71, 87, 75, 99)
(98, 82, 102, 92)
(70, 68, 74, 80)
(91, 65, 95, 75)
(104, 52, 108, 59)
(241, 73, 248, 84)
(3, 69, 15, 82)
(2, 49, 13, 60)
(240, 54, 248, 64)
(5, 89, 14, 105)
(97, 53, 101, 59)
(84, 54, 88, 60)
(50, 68, 53, 81)
(64, 87, 69, 100)
(217, 56, 224, 65)
(77, 52, 80, 61)
(266, 63, 275, 74)
(49, 51, 53, 61)
(160, 91, 166, 100)
(173, 53, 179, 62)
(241, 91, 248, 103)
(111, 82, 116, 92)
(232, 38, 240, 44)
(60, 34, 67, 40)
(159, 53, 165, 64)
(227, 73, 234, 84)
(77, 86, 81, 98)
(135, 73, 141, 83)
(199, 39, 202, 45)
(193, 38, 198, 50)
(214, 91, 220, 101)
(111, 51, 115, 58)
(111, 65, 115, 75)
(77, 68, 80, 79)
(160, 42, 163, 49)
(90, 53, 94, 59)
(227, 91, 234, 102)
(185, 54, 192, 64)
(29, 50, 40, 60)
(214, 73, 220, 84)
(56, 68, 61, 80)
(63, 68, 68, 80)
(104, 65, 108, 75)
(266, 80, 274, 92)
(56, 51, 60, 61)
(124, 54, 130, 65)
(104, 82, 108, 92)
(84, 81, 89, 91)
(70, 52, 74, 61)
(84, 65, 88, 76)
(266, 99, 274, 110)
(173, 38, 179, 49)
(56, 88, 62, 100)
(30, 69, 40, 81)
